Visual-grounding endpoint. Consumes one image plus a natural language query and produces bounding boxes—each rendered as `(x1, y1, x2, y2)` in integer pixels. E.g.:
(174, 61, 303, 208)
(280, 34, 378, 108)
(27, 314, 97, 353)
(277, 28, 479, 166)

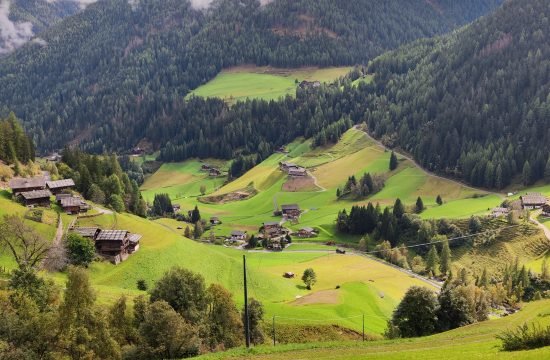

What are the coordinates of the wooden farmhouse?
(298, 80, 321, 89)
(19, 190, 52, 207)
(263, 221, 283, 235)
(60, 196, 89, 215)
(209, 168, 222, 177)
(210, 217, 221, 225)
(230, 230, 247, 241)
(279, 161, 297, 171)
(46, 179, 75, 194)
(95, 230, 131, 264)
(520, 193, 547, 209)
(491, 207, 510, 218)
(288, 167, 307, 177)
(9, 176, 46, 195)
(542, 204, 550, 217)
(281, 204, 301, 219)
(71, 227, 141, 264)
(297, 227, 316, 238)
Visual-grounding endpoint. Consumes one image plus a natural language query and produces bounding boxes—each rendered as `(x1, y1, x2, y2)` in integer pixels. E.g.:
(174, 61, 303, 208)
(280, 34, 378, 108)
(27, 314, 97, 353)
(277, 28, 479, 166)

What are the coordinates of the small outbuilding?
(281, 204, 301, 218)
(491, 207, 510, 218)
(19, 190, 52, 207)
(542, 204, 550, 217)
(210, 217, 221, 225)
(72, 227, 101, 240)
(230, 230, 247, 241)
(46, 179, 76, 194)
(297, 227, 316, 238)
(60, 196, 89, 215)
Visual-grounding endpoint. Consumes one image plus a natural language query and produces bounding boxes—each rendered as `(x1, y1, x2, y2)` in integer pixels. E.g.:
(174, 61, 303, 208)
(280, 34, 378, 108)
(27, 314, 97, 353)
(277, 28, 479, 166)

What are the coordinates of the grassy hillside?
(196, 299, 550, 359)
(188, 66, 352, 103)
(142, 128, 501, 242)
(64, 210, 434, 333)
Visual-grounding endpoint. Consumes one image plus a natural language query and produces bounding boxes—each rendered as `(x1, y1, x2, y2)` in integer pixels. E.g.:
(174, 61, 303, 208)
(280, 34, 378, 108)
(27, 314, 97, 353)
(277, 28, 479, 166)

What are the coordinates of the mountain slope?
(0, 0, 502, 152)
(364, 0, 549, 188)
(0, 0, 80, 54)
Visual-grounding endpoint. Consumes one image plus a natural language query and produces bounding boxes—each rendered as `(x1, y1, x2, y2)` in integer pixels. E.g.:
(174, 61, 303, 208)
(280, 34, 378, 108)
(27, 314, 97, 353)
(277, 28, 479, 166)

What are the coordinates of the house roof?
(281, 204, 300, 211)
(280, 162, 296, 167)
(521, 193, 547, 205)
(264, 221, 280, 226)
(61, 197, 86, 208)
(128, 234, 142, 244)
(9, 176, 46, 190)
(300, 227, 315, 233)
(210, 216, 220, 220)
(231, 230, 246, 236)
(288, 167, 306, 174)
(46, 179, 75, 189)
(56, 193, 72, 201)
(72, 227, 100, 238)
(96, 230, 129, 241)
(20, 190, 52, 200)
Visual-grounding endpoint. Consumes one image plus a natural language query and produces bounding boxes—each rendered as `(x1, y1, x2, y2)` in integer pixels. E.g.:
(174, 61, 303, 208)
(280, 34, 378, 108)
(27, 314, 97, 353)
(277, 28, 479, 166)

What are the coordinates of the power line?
(362, 224, 521, 255)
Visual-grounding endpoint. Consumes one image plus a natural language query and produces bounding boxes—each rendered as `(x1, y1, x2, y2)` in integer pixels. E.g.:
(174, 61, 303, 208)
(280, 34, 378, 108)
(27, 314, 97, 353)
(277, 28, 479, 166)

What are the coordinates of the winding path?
(530, 210, 550, 242)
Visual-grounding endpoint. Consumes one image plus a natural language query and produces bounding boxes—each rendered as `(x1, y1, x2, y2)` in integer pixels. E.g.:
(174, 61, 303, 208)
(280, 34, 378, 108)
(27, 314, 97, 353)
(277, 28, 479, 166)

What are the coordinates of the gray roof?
(72, 227, 100, 238)
(46, 179, 75, 189)
(20, 190, 52, 200)
(300, 227, 315, 233)
(61, 197, 86, 207)
(281, 204, 300, 210)
(264, 221, 280, 226)
(521, 193, 547, 205)
(96, 230, 129, 241)
(231, 230, 246, 236)
(128, 234, 142, 244)
(9, 176, 46, 190)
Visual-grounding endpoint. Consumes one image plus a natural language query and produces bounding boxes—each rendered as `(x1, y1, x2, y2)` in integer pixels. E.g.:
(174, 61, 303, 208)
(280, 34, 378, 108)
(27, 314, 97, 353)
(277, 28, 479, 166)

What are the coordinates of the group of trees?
(151, 193, 174, 217)
(0, 0, 503, 167)
(0, 264, 265, 359)
(59, 148, 147, 216)
(0, 113, 35, 168)
(337, 172, 384, 199)
(0, 214, 266, 358)
(336, 198, 447, 245)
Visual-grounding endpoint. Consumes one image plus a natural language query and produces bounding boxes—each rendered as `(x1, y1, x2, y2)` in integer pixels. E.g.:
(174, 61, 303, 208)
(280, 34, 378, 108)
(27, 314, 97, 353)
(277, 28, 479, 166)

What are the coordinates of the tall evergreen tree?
(389, 151, 398, 171)
(439, 240, 451, 275)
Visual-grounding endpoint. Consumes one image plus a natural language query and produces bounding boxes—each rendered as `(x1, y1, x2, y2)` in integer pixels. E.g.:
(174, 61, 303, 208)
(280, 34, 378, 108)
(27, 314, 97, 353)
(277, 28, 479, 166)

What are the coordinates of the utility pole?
(243, 255, 251, 348)
(362, 314, 365, 342)
(272, 316, 276, 346)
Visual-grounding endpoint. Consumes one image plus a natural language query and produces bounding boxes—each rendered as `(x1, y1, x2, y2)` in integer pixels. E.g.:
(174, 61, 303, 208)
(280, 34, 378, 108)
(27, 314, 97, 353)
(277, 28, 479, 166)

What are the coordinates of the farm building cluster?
(491, 192, 550, 218)
(8, 176, 88, 214)
(200, 163, 222, 177)
(279, 161, 307, 177)
(71, 227, 142, 264)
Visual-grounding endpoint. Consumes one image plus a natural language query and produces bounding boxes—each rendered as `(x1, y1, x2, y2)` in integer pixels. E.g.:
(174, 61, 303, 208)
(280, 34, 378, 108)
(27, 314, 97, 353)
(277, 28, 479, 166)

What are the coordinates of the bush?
(498, 323, 550, 351)
(136, 279, 148, 291)
(66, 233, 95, 267)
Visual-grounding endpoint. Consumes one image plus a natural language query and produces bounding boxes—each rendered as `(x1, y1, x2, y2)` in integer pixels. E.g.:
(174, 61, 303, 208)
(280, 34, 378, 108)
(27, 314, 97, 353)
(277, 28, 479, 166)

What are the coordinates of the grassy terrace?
(187, 66, 352, 103)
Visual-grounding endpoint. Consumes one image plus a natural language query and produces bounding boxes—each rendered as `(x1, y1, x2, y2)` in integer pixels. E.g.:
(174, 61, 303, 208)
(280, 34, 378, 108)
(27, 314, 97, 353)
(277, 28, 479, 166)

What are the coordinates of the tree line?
(0, 0, 501, 154)
(0, 113, 35, 166)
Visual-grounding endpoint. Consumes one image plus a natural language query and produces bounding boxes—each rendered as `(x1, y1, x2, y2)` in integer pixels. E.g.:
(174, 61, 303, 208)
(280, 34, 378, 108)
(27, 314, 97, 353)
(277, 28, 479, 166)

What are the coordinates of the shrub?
(65, 233, 95, 267)
(498, 323, 550, 351)
(136, 279, 148, 291)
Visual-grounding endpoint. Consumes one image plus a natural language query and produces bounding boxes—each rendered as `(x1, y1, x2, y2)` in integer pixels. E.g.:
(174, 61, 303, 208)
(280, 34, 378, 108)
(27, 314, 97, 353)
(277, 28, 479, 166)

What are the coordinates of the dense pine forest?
(160, 0, 550, 188)
(364, 0, 550, 188)
(0, 0, 501, 152)
(0, 113, 35, 165)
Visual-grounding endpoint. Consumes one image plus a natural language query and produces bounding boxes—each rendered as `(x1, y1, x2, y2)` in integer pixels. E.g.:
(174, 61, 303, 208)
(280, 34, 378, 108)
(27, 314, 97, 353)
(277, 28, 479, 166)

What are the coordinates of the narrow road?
(354, 126, 505, 199)
(53, 216, 63, 247)
(308, 171, 327, 192)
(530, 210, 550, 242)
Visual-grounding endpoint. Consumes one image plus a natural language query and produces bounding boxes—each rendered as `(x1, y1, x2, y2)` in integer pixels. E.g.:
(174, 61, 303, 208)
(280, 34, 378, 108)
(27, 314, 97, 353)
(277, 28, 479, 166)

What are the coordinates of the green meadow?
(197, 299, 550, 359)
(187, 66, 352, 103)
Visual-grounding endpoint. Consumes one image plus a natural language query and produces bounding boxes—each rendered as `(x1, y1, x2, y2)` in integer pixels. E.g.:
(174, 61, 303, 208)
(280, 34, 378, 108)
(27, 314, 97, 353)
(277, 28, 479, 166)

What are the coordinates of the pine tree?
(426, 245, 439, 275)
(336, 188, 341, 198)
(436, 195, 443, 205)
(542, 258, 549, 280)
(389, 151, 398, 171)
(439, 240, 451, 275)
(393, 198, 405, 218)
(479, 267, 488, 287)
(545, 157, 550, 182)
(522, 161, 532, 185)
(415, 197, 424, 213)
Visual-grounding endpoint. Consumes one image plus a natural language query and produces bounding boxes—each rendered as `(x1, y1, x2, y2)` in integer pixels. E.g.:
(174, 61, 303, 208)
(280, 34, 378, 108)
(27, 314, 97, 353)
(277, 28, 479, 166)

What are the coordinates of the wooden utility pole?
(272, 316, 276, 346)
(243, 255, 251, 348)
(362, 314, 365, 341)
